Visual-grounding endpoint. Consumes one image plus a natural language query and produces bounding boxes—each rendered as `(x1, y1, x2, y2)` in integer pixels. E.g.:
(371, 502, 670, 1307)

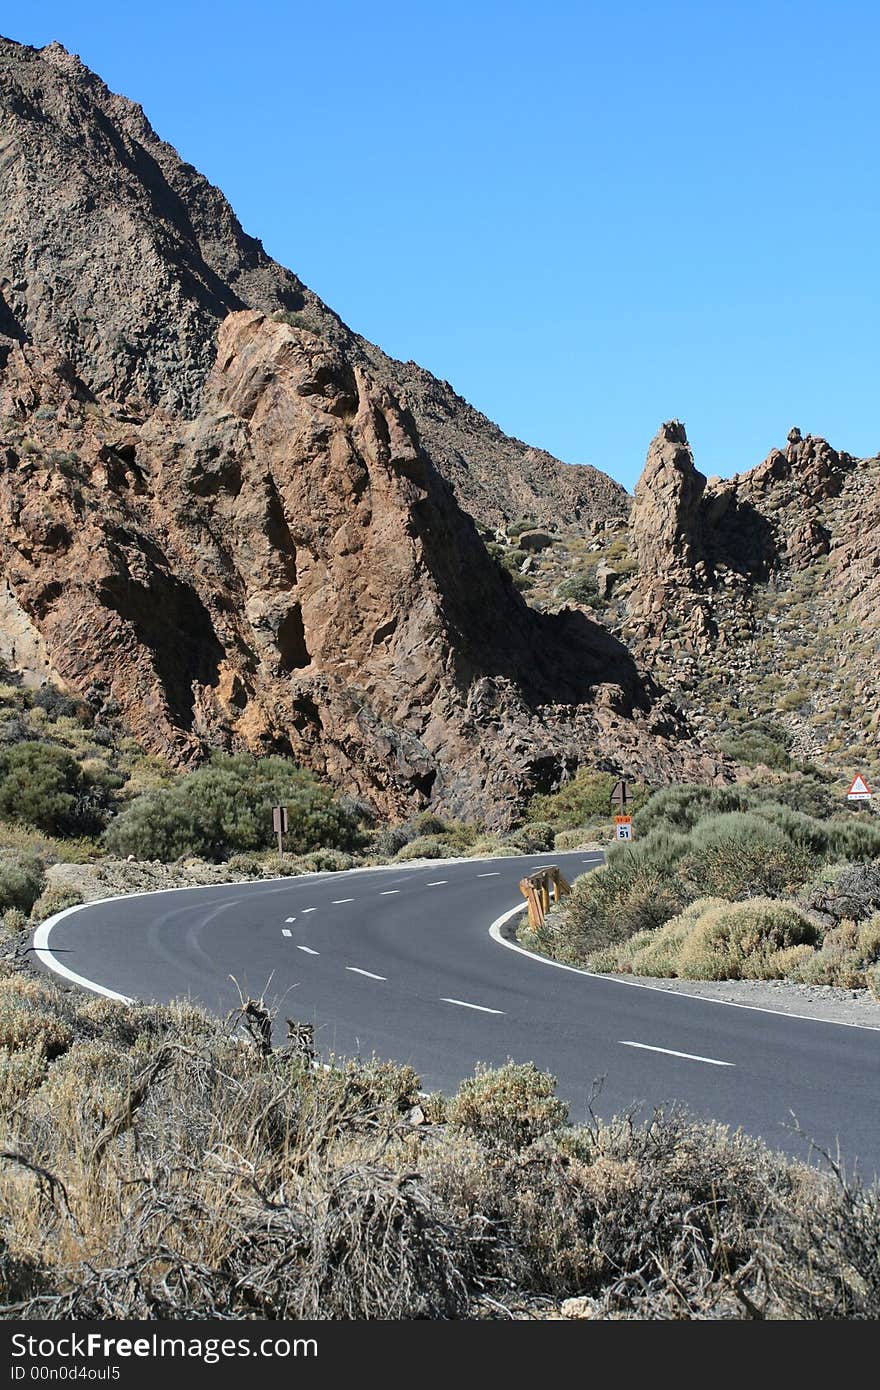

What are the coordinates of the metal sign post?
(610, 779, 630, 812)
(272, 805, 289, 857)
(610, 781, 634, 838)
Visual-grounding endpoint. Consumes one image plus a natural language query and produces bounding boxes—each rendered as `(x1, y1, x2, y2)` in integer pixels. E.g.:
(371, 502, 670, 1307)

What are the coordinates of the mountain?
(0, 37, 627, 530)
(514, 421, 880, 786)
(0, 37, 722, 824)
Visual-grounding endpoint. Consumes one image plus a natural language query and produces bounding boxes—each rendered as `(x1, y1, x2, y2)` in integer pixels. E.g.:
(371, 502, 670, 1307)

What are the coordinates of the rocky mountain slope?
(517, 422, 880, 784)
(0, 36, 626, 530)
(0, 35, 729, 824)
(0, 314, 720, 825)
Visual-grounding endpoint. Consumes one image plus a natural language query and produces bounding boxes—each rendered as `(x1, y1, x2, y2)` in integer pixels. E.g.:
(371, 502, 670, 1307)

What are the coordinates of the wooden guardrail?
(519, 865, 571, 930)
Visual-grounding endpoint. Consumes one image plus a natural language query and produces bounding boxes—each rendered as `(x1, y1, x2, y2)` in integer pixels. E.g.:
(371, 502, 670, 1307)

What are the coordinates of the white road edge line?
(29, 853, 573, 1004)
(33, 909, 134, 1003)
(441, 997, 504, 1015)
(619, 1040, 734, 1067)
(297, 945, 319, 955)
(346, 966, 387, 981)
(488, 903, 880, 1033)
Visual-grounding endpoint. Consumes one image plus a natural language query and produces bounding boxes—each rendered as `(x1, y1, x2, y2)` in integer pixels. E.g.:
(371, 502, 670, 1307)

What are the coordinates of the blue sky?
(3, 2, 878, 490)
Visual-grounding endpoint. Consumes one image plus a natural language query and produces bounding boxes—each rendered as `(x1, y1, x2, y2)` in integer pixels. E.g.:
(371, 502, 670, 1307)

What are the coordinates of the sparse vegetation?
(102, 752, 368, 862)
(527, 768, 650, 832)
(528, 780, 880, 991)
(0, 967, 878, 1319)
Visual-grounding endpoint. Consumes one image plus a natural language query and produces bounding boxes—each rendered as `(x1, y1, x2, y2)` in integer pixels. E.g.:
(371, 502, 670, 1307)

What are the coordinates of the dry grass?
(587, 897, 821, 980)
(0, 966, 878, 1319)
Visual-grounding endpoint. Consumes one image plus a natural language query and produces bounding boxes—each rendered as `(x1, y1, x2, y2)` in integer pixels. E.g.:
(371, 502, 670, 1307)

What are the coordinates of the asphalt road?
(34, 851, 880, 1177)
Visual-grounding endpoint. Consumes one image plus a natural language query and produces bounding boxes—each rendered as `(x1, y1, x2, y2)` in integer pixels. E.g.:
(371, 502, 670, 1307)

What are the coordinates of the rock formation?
(0, 36, 628, 530)
(0, 313, 720, 824)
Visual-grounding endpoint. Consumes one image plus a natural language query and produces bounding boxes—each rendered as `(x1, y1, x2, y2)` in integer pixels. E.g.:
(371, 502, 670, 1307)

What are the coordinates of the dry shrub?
(554, 861, 689, 961)
(0, 1043, 47, 1111)
(803, 862, 880, 926)
(0, 996, 73, 1060)
(587, 897, 820, 980)
(1, 970, 879, 1320)
(271, 1163, 478, 1318)
(29, 884, 84, 921)
(448, 1061, 568, 1153)
(791, 915, 880, 989)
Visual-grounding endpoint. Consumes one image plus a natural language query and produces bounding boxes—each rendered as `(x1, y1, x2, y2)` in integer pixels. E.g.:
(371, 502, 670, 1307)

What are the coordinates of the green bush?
(103, 753, 367, 863)
(0, 742, 111, 836)
(505, 516, 538, 538)
(557, 572, 599, 605)
(720, 719, 793, 770)
(449, 1062, 568, 1152)
(555, 860, 690, 961)
(825, 819, 880, 861)
(0, 852, 46, 916)
(528, 769, 649, 831)
(752, 774, 837, 820)
(633, 784, 754, 837)
(395, 835, 457, 862)
(606, 827, 691, 871)
(503, 822, 555, 853)
(553, 827, 601, 850)
(677, 812, 812, 898)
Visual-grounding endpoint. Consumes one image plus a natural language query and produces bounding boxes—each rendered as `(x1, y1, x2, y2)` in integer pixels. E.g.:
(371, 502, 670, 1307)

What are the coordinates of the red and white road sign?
(846, 775, 872, 801)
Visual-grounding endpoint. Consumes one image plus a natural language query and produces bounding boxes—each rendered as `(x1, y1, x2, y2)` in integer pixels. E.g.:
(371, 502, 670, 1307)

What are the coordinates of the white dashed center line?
(619, 1041, 735, 1068)
(281, 928, 292, 937)
(297, 945, 319, 955)
(346, 966, 387, 981)
(426, 880, 447, 886)
(380, 890, 400, 896)
(301, 907, 317, 914)
(285, 917, 296, 923)
(477, 872, 500, 878)
(332, 898, 355, 904)
(440, 998, 504, 1015)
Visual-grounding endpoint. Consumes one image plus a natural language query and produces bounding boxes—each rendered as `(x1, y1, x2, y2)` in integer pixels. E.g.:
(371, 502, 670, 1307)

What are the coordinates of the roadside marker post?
(272, 804, 289, 857)
(519, 866, 571, 930)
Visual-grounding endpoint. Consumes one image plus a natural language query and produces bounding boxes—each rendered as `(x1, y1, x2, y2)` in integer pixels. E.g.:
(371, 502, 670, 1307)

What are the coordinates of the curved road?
(34, 852, 880, 1177)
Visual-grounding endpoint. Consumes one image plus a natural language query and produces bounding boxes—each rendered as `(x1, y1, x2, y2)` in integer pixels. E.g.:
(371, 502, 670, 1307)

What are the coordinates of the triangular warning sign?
(847, 774, 872, 797)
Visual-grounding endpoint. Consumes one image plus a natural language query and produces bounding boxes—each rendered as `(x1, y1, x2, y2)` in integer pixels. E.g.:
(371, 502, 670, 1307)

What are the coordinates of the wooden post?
(272, 805, 288, 858)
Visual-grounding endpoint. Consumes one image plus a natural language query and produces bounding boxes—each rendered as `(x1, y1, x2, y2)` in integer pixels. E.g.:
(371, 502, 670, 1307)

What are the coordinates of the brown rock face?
(628, 422, 717, 656)
(0, 36, 627, 529)
(632, 420, 706, 578)
(626, 419, 860, 659)
(0, 316, 714, 824)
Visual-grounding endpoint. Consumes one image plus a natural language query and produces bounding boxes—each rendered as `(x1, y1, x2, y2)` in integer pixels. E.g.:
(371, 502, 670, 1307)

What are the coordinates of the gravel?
(604, 973, 880, 1029)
